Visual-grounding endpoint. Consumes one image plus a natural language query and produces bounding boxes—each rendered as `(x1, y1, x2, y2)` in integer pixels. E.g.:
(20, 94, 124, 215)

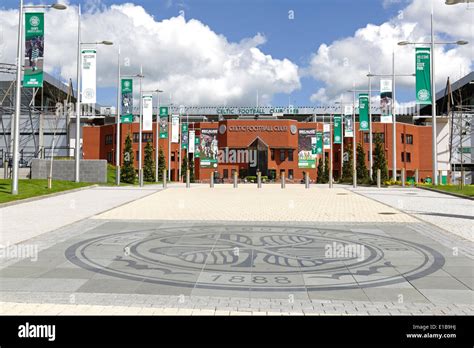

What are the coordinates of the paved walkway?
(0, 185, 161, 245)
(348, 186, 474, 242)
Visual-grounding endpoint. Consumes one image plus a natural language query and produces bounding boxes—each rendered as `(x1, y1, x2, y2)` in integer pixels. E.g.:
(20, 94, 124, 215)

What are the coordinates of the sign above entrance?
(228, 125, 289, 132)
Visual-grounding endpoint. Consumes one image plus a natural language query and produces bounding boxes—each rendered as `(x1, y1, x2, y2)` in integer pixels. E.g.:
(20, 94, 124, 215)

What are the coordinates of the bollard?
(329, 173, 333, 189)
(438, 170, 443, 186)
(233, 171, 238, 188)
(415, 169, 419, 185)
(353, 169, 357, 188)
(210, 172, 214, 188)
(162, 170, 167, 188)
(401, 168, 406, 187)
(377, 169, 381, 188)
(257, 172, 262, 188)
(281, 172, 286, 189)
(305, 172, 309, 189)
(186, 169, 190, 188)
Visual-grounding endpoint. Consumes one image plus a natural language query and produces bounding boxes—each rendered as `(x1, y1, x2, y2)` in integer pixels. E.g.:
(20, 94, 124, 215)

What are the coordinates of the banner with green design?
(298, 129, 317, 169)
(194, 134, 200, 158)
(316, 131, 323, 155)
(416, 47, 432, 105)
(159, 107, 168, 138)
(333, 115, 342, 144)
(181, 123, 188, 149)
(23, 13, 44, 88)
(359, 94, 369, 131)
(120, 79, 133, 123)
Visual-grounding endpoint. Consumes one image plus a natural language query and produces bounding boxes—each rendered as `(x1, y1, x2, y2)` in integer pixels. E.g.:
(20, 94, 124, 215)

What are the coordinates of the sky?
(0, 0, 473, 108)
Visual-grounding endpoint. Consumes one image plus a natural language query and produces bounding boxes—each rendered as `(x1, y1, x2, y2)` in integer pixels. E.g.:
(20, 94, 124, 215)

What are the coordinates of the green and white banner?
(359, 94, 370, 131)
(159, 107, 168, 138)
(333, 115, 342, 144)
(194, 135, 201, 158)
(142, 94, 153, 131)
(188, 130, 195, 154)
(316, 131, 323, 155)
(181, 123, 188, 149)
(171, 115, 180, 143)
(200, 129, 218, 168)
(121, 79, 133, 123)
(344, 105, 353, 137)
(23, 13, 44, 88)
(298, 129, 317, 169)
(380, 79, 392, 123)
(416, 47, 432, 105)
(323, 124, 331, 150)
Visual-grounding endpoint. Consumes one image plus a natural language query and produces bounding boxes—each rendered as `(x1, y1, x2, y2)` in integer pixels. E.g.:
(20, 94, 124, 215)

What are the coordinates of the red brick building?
(83, 119, 433, 182)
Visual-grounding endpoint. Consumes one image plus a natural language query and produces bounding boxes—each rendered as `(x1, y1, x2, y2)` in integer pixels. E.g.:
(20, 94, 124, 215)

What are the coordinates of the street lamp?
(155, 90, 164, 183)
(445, 0, 471, 4)
(398, 16, 468, 185)
(366, 50, 416, 182)
(11, 1, 67, 195)
(75, 4, 113, 183)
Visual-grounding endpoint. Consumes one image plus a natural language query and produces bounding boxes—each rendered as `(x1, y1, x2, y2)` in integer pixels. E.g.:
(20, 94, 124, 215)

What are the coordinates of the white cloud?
(307, 0, 473, 104)
(0, 1, 300, 106)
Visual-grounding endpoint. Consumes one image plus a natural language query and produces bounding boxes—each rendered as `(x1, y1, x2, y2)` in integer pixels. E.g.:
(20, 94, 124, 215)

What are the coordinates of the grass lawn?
(0, 179, 93, 204)
(420, 184, 474, 197)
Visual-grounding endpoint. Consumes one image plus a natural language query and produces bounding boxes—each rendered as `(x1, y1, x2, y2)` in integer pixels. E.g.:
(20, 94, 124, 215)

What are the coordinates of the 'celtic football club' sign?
(121, 79, 133, 123)
(416, 47, 432, 105)
(333, 115, 342, 144)
(359, 94, 370, 131)
(23, 13, 44, 88)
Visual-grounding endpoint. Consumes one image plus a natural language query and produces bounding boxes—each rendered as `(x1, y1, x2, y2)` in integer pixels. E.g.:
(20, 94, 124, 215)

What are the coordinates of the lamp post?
(11, 1, 67, 195)
(366, 66, 415, 182)
(115, 44, 121, 185)
(398, 17, 468, 185)
(75, 4, 113, 183)
(155, 89, 164, 183)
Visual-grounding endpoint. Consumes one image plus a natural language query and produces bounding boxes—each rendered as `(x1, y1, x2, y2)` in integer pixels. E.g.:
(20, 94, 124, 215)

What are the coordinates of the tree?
(316, 157, 324, 183)
(356, 143, 369, 184)
(323, 154, 330, 182)
(121, 134, 136, 184)
(372, 134, 388, 182)
(158, 148, 166, 181)
(143, 141, 155, 182)
(181, 154, 188, 181)
(341, 143, 353, 183)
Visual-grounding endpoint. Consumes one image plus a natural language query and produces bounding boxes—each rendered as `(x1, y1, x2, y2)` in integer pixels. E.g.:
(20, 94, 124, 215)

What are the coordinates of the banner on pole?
(298, 129, 317, 169)
(81, 49, 97, 104)
(200, 129, 218, 168)
(344, 106, 353, 137)
(316, 131, 323, 155)
(23, 13, 44, 88)
(359, 94, 370, 131)
(333, 115, 342, 144)
(159, 107, 168, 138)
(142, 94, 153, 131)
(171, 115, 180, 143)
(121, 79, 133, 123)
(194, 135, 201, 158)
(380, 79, 392, 123)
(188, 130, 195, 153)
(416, 47, 432, 105)
(181, 123, 188, 149)
(323, 124, 331, 150)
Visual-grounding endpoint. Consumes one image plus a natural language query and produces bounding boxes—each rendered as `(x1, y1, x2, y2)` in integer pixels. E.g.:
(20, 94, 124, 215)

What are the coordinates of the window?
(401, 134, 404, 144)
(374, 132, 385, 142)
(364, 133, 370, 143)
(280, 150, 285, 161)
(133, 132, 153, 143)
(136, 151, 139, 159)
(406, 152, 411, 162)
(107, 151, 113, 162)
(288, 169, 294, 179)
(105, 134, 113, 145)
(406, 134, 413, 145)
(271, 149, 275, 161)
(288, 150, 293, 161)
(401, 152, 404, 162)
(171, 152, 176, 161)
(365, 133, 385, 143)
(334, 152, 339, 162)
(223, 169, 229, 179)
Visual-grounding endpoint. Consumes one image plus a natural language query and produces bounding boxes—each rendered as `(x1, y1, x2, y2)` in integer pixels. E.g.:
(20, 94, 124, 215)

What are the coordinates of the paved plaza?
(0, 184, 473, 315)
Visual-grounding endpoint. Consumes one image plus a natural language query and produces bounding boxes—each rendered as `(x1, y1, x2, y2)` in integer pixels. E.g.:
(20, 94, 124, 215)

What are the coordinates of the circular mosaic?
(65, 225, 444, 291)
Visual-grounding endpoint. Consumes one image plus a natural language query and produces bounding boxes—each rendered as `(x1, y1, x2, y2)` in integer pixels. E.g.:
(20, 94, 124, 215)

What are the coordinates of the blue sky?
(2, 0, 470, 107)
